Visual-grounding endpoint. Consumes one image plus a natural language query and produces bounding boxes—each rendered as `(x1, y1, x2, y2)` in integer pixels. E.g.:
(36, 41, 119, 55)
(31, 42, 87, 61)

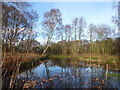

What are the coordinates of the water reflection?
(16, 58, 120, 89)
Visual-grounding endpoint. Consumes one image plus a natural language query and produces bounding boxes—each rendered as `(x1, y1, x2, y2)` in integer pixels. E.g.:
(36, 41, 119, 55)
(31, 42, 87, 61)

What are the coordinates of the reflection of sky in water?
(17, 59, 120, 89)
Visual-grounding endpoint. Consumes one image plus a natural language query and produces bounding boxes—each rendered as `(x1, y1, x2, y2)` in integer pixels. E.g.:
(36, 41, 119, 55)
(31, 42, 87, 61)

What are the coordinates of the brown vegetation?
(2, 53, 42, 76)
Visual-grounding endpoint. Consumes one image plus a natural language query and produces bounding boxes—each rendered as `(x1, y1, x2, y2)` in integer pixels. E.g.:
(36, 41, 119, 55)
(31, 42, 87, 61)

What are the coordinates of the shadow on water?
(7, 58, 120, 89)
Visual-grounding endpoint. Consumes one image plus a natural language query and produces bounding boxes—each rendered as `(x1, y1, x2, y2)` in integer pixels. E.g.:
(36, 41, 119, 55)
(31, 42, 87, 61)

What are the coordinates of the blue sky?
(29, 2, 115, 43)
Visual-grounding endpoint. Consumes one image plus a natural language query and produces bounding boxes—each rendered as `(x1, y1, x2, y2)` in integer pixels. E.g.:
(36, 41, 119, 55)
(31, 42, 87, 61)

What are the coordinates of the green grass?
(108, 73, 120, 79)
(81, 56, 98, 60)
(108, 59, 113, 62)
(49, 55, 118, 64)
(49, 55, 71, 58)
(82, 57, 89, 59)
(91, 57, 98, 60)
(49, 55, 117, 62)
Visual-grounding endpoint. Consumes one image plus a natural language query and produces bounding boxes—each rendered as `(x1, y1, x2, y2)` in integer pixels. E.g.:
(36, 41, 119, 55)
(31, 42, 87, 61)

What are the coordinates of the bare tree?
(42, 9, 62, 55)
(2, 2, 38, 88)
(78, 17, 86, 54)
(2, 2, 38, 56)
(72, 18, 78, 55)
(88, 23, 96, 65)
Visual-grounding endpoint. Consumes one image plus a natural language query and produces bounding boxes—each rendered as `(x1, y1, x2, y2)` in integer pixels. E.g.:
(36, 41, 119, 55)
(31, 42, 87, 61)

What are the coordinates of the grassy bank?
(49, 54, 120, 71)
(108, 73, 120, 79)
(79, 53, 118, 62)
(49, 53, 118, 63)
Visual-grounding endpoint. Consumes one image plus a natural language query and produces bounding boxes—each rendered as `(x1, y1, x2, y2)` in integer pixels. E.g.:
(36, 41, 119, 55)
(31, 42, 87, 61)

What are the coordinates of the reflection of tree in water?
(44, 61, 54, 88)
(48, 59, 82, 88)
(14, 59, 120, 88)
(50, 58, 80, 68)
(50, 58, 69, 68)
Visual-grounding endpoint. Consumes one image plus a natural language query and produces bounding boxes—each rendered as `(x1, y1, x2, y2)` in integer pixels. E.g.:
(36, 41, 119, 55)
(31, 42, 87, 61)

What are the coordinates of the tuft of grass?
(108, 59, 113, 62)
(91, 57, 98, 60)
(82, 57, 89, 59)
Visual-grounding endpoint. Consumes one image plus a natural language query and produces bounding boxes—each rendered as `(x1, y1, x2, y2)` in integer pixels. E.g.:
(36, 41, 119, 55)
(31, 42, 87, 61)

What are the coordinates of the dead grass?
(3, 53, 42, 63)
(2, 53, 43, 77)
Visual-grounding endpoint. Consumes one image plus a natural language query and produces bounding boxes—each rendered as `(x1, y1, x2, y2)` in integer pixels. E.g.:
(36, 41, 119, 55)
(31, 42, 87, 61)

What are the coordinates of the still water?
(16, 58, 120, 89)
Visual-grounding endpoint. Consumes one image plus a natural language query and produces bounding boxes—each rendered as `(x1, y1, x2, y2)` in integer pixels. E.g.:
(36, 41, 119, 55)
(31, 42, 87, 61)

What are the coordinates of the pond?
(15, 58, 120, 88)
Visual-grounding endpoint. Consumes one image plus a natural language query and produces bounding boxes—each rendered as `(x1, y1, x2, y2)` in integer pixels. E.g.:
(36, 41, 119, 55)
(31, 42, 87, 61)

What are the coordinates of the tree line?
(42, 8, 119, 56)
(2, 2, 120, 57)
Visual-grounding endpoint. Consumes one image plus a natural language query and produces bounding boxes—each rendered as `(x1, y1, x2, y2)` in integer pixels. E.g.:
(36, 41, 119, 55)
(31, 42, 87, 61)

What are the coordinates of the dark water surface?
(16, 58, 120, 89)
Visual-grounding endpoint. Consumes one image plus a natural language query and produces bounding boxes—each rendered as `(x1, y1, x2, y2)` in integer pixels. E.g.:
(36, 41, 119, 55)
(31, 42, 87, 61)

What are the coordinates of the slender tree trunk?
(42, 32, 53, 56)
(42, 45, 49, 56)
